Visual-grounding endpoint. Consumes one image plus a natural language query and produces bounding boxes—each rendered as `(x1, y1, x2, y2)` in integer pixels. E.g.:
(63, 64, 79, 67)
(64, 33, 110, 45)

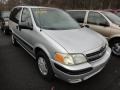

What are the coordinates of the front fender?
(109, 34, 120, 40)
(33, 44, 52, 59)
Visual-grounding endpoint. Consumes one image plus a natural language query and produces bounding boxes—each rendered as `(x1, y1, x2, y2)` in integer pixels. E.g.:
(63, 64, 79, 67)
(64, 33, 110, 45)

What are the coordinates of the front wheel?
(109, 38, 120, 56)
(110, 40, 120, 56)
(37, 51, 54, 81)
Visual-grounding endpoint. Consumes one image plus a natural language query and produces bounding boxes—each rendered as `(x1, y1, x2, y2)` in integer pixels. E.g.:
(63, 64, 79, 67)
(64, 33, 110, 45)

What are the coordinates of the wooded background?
(0, 0, 120, 11)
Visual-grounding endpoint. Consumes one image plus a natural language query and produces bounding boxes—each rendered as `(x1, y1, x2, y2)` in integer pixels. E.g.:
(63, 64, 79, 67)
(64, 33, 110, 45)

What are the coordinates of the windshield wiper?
(42, 26, 58, 30)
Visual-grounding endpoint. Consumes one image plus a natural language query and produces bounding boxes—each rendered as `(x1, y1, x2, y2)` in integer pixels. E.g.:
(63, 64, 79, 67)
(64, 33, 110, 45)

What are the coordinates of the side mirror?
(19, 22, 33, 30)
(99, 23, 109, 27)
(84, 25, 90, 28)
(80, 24, 84, 28)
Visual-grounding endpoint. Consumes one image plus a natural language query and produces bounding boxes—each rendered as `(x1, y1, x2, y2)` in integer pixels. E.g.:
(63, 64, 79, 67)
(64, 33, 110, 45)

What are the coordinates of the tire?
(110, 39, 120, 56)
(3, 28, 8, 35)
(11, 34, 18, 46)
(3, 27, 10, 35)
(36, 51, 54, 81)
(1, 27, 4, 32)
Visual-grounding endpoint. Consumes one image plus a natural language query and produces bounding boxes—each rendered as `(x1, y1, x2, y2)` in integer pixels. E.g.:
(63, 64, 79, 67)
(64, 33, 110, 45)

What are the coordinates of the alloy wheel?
(38, 57, 48, 75)
(112, 42, 120, 56)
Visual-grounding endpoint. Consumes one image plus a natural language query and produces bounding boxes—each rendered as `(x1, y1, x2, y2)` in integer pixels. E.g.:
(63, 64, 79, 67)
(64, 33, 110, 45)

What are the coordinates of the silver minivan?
(9, 6, 111, 83)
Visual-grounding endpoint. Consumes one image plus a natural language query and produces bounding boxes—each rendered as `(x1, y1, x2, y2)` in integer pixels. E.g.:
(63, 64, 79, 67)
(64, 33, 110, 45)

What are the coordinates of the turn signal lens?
(54, 53, 86, 65)
(54, 53, 64, 64)
(54, 53, 74, 65)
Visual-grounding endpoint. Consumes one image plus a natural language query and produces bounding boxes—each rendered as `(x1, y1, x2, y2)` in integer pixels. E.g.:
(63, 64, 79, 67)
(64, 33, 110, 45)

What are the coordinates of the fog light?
(68, 79, 82, 83)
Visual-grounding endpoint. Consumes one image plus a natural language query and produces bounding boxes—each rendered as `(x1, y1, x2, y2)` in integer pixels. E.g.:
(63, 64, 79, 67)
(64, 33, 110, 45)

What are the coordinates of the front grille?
(86, 45, 106, 62)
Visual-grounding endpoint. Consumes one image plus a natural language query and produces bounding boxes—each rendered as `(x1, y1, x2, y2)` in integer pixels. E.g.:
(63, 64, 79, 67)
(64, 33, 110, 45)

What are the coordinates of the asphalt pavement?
(0, 30, 120, 90)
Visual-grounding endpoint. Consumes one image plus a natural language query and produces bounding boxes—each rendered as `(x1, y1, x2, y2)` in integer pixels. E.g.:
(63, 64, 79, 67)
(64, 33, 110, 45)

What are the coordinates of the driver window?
(87, 11, 109, 26)
(21, 8, 32, 26)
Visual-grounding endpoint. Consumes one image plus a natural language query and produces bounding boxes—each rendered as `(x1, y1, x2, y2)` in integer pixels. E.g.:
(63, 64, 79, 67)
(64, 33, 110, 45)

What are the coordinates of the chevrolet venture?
(9, 6, 111, 83)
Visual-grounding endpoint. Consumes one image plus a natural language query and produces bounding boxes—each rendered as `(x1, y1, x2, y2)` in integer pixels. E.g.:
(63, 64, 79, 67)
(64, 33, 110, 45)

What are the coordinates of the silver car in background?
(0, 11, 10, 34)
(9, 6, 111, 83)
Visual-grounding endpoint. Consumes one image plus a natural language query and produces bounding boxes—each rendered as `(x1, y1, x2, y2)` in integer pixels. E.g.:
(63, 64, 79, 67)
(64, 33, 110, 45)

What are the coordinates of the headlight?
(54, 53, 87, 65)
(72, 54, 87, 64)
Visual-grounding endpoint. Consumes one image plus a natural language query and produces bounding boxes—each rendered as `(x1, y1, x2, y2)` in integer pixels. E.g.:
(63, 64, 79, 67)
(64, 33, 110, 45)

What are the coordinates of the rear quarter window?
(68, 11, 86, 23)
(10, 8, 22, 23)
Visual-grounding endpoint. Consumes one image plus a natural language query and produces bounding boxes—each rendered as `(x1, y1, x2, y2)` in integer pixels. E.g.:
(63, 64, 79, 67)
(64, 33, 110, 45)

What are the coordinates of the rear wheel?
(3, 28, 7, 35)
(3, 27, 10, 35)
(1, 26, 4, 32)
(36, 51, 54, 81)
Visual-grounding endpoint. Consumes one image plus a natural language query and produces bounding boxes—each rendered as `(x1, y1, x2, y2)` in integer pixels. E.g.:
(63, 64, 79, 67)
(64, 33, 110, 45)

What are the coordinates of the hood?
(43, 27, 106, 53)
(111, 23, 120, 30)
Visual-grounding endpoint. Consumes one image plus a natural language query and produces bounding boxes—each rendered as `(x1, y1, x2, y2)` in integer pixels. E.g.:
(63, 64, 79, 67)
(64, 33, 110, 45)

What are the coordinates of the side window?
(21, 8, 32, 26)
(10, 8, 22, 23)
(87, 11, 109, 26)
(68, 11, 86, 23)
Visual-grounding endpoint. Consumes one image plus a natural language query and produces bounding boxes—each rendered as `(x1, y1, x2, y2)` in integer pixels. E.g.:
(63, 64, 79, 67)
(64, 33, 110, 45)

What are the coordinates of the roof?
(13, 5, 56, 9)
(67, 10, 103, 13)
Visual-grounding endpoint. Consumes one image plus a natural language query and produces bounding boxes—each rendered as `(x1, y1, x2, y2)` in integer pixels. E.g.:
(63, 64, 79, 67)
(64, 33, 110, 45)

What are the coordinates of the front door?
(86, 11, 111, 38)
(19, 8, 34, 55)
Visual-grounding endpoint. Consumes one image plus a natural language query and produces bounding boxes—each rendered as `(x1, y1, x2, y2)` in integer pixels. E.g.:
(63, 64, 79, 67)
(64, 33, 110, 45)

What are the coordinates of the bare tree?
(1, 0, 120, 11)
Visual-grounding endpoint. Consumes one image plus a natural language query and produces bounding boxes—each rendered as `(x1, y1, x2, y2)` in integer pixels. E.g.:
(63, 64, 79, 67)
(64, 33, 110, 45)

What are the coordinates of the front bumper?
(51, 47, 111, 83)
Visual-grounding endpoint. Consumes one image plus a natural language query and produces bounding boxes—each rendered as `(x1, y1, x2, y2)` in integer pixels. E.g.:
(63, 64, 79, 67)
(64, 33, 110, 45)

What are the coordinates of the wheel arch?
(109, 36, 120, 46)
(34, 46, 52, 60)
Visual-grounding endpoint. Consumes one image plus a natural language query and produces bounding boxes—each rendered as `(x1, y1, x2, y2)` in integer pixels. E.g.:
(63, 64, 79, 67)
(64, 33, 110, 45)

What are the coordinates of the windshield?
(32, 8, 80, 30)
(116, 12, 120, 17)
(1, 11, 10, 18)
(102, 12, 120, 25)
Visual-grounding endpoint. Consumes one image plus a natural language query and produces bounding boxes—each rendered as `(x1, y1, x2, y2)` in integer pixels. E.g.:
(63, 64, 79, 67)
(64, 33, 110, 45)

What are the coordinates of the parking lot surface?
(0, 31, 120, 90)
